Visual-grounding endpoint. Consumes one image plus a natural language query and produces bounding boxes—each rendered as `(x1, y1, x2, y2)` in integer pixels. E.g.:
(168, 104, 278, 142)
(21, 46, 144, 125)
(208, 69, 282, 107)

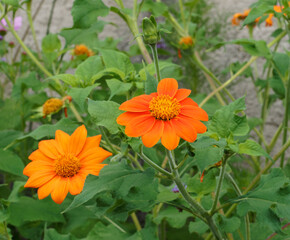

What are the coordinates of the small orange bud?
(42, 98, 63, 116)
(73, 44, 94, 57)
(179, 36, 194, 48)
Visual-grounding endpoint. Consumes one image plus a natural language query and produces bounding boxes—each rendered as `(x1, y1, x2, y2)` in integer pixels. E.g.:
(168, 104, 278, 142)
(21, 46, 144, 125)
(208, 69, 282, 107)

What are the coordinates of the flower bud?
(142, 16, 160, 45)
(8, 41, 15, 48)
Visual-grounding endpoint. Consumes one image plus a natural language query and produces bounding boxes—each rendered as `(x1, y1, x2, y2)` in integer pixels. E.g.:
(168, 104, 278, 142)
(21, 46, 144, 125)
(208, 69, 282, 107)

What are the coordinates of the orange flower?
(23, 125, 112, 204)
(73, 44, 94, 57)
(42, 98, 63, 117)
(179, 36, 194, 48)
(117, 78, 208, 150)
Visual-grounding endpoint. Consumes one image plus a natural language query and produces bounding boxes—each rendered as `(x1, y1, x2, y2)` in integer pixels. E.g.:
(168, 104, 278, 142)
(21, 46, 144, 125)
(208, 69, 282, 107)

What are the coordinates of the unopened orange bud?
(42, 98, 63, 116)
(179, 36, 194, 49)
(73, 44, 94, 57)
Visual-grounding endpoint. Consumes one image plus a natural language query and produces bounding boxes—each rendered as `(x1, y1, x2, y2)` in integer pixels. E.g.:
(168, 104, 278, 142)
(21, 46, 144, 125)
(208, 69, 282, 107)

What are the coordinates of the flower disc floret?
(42, 98, 63, 116)
(149, 95, 180, 120)
(54, 155, 80, 178)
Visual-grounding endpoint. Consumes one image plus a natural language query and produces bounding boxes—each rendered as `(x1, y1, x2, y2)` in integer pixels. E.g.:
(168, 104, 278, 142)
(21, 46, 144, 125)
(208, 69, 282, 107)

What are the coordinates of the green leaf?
(71, 0, 109, 28)
(100, 50, 134, 77)
(0, 99, 22, 131)
(60, 21, 105, 46)
(235, 168, 290, 235)
(269, 76, 285, 99)
(156, 185, 179, 203)
(64, 162, 157, 213)
(0, 130, 22, 148)
(153, 206, 192, 228)
(75, 55, 104, 85)
(106, 79, 133, 100)
(194, 147, 223, 173)
(1, 0, 19, 7)
(0, 149, 24, 176)
(239, 139, 272, 160)
(17, 118, 80, 141)
(42, 34, 61, 52)
(209, 97, 249, 138)
(144, 68, 157, 95)
(88, 99, 122, 134)
(272, 52, 290, 77)
(191, 136, 227, 149)
(67, 84, 99, 111)
(141, 0, 168, 16)
(243, 3, 275, 26)
(216, 214, 241, 233)
(44, 229, 71, 240)
(51, 74, 80, 87)
(189, 219, 209, 234)
(8, 197, 65, 227)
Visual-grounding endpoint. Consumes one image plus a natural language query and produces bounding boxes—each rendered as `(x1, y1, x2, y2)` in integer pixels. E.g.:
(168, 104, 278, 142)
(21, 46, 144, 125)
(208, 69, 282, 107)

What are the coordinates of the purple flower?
(0, 16, 22, 31)
(157, 39, 167, 49)
(171, 184, 187, 193)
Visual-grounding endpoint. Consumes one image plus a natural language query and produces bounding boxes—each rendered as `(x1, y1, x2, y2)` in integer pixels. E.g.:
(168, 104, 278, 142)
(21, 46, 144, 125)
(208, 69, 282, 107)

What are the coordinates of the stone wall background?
(4, 0, 289, 158)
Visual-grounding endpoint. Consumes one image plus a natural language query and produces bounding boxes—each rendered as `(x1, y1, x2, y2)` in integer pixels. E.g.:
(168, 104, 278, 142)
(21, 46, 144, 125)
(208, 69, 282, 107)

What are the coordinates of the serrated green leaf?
(64, 162, 156, 213)
(191, 136, 227, 149)
(0, 149, 24, 177)
(17, 118, 80, 141)
(235, 168, 290, 235)
(239, 139, 272, 160)
(42, 34, 61, 52)
(75, 55, 104, 85)
(88, 99, 121, 134)
(189, 219, 209, 234)
(153, 206, 192, 228)
(106, 79, 132, 100)
(67, 84, 99, 111)
(272, 52, 289, 77)
(71, 0, 109, 29)
(100, 50, 134, 77)
(216, 214, 241, 233)
(51, 74, 80, 87)
(8, 197, 65, 227)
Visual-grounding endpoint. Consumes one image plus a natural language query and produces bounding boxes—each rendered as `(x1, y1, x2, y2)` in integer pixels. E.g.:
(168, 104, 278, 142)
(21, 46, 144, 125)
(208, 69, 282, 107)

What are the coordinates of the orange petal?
(28, 149, 53, 162)
(23, 160, 54, 177)
(70, 125, 87, 157)
(125, 114, 155, 137)
(80, 164, 107, 176)
(80, 135, 102, 155)
(119, 95, 152, 112)
(180, 105, 208, 121)
(179, 97, 198, 106)
(55, 130, 70, 155)
(142, 120, 164, 148)
(79, 147, 112, 164)
(157, 78, 178, 97)
(50, 178, 69, 204)
(191, 119, 207, 133)
(69, 174, 86, 195)
(161, 121, 180, 150)
(37, 176, 60, 200)
(150, 92, 158, 97)
(174, 89, 191, 102)
(117, 112, 148, 126)
(171, 117, 197, 142)
(24, 170, 56, 188)
(38, 140, 60, 159)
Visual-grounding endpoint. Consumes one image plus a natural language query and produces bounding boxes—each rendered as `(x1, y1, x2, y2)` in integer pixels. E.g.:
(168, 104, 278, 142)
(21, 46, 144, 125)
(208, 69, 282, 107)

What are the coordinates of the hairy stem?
(150, 44, 161, 82)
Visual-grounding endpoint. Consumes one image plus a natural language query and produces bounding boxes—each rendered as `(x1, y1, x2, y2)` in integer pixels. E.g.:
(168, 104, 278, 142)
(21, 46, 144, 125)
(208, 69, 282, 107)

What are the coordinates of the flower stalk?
(150, 44, 161, 82)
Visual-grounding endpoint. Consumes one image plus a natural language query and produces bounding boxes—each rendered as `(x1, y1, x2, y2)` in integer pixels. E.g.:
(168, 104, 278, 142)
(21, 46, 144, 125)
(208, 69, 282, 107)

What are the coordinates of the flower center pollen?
(149, 95, 181, 120)
(54, 155, 80, 178)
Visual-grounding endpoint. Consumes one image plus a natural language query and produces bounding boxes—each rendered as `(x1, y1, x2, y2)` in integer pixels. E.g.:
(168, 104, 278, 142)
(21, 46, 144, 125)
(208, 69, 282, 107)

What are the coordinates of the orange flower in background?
(23, 125, 112, 204)
(73, 44, 94, 57)
(117, 78, 208, 150)
(179, 36, 194, 47)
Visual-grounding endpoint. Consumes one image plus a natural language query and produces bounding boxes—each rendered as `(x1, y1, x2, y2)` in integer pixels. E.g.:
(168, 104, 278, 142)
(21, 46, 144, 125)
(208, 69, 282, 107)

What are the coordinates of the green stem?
(193, 51, 235, 101)
(138, 150, 172, 178)
(3, 221, 11, 240)
(150, 44, 161, 82)
(26, 0, 41, 58)
(166, 12, 187, 36)
(46, 0, 58, 34)
(210, 158, 227, 215)
(280, 76, 290, 168)
(267, 123, 283, 153)
(130, 212, 142, 231)
(166, 150, 223, 240)
(69, 102, 84, 122)
(99, 127, 118, 155)
(178, 0, 186, 29)
(225, 173, 250, 240)
(200, 31, 287, 107)
(103, 215, 126, 233)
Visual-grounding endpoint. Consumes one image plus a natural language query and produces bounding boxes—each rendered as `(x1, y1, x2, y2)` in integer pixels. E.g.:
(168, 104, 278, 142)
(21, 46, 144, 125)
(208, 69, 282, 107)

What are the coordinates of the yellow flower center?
(54, 155, 80, 178)
(149, 95, 181, 121)
(42, 98, 63, 116)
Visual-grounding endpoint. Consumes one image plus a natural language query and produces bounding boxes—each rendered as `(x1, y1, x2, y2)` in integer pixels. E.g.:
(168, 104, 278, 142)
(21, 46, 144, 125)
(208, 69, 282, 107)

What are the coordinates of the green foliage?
(235, 168, 290, 235)
(238, 139, 272, 159)
(71, 0, 109, 29)
(88, 99, 121, 134)
(0, 149, 24, 176)
(106, 79, 133, 100)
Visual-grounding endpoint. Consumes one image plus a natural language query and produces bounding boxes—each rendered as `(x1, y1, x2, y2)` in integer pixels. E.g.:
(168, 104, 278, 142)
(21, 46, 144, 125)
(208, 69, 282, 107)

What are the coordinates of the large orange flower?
(117, 78, 208, 150)
(23, 125, 112, 204)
